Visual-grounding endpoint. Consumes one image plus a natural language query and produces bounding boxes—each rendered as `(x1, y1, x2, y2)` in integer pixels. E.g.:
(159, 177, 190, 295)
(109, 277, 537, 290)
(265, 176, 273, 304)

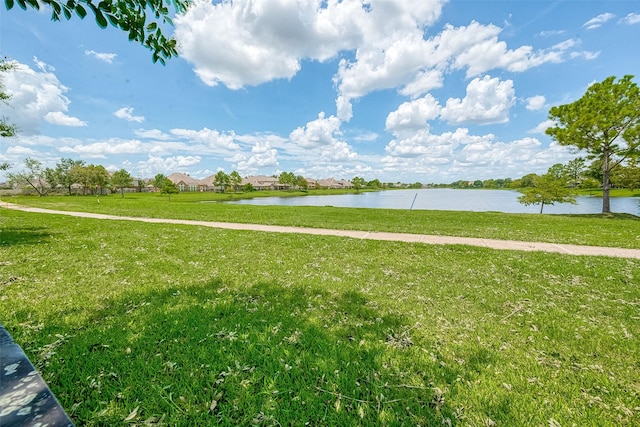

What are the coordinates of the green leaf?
(75, 3, 86, 18)
(94, 9, 108, 27)
(6, 0, 182, 63)
(50, 1, 62, 17)
(106, 13, 119, 27)
(174, 0, 187, 13)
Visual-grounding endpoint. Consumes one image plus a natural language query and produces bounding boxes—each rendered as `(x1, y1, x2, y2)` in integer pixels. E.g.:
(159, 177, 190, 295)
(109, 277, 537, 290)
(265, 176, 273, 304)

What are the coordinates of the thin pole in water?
(410, 193, 418, 210)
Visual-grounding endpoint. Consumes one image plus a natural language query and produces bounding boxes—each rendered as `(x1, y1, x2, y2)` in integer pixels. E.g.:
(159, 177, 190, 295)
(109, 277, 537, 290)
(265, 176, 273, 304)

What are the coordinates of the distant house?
(241, 175, 288, 190)
(315, 178, 353, 189)
(113, 177, 144, 194)
(134, 178, 159, 193)
(336, 179, 353, 189)
(160, 173, 352, 192)
(198, 174, 217, 192)
(167, 173, 200, 192)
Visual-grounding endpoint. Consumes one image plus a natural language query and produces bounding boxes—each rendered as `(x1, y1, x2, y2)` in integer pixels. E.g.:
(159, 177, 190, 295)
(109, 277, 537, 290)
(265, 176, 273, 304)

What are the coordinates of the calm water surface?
(226, 189, 640, 215)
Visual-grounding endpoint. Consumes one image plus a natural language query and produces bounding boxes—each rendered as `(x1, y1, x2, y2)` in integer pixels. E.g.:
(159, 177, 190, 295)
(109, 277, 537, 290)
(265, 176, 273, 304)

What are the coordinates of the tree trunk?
(602, 148, 611, 213)
(539, 201, 545, 214)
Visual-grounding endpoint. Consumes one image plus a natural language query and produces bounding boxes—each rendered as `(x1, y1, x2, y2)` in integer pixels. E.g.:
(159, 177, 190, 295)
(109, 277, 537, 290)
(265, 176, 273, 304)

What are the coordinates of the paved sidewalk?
(3, 202, 640, 259)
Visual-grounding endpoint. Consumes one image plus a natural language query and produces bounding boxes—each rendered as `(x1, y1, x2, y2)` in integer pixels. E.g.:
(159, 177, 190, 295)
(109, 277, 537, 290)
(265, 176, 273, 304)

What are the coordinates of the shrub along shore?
(0, 197, 639, 425)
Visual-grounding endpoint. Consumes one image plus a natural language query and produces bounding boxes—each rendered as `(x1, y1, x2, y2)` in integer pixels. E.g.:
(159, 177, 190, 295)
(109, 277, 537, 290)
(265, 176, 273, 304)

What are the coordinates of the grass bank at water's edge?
(1, 209, 639, 425)
(4, 192, 640, 248)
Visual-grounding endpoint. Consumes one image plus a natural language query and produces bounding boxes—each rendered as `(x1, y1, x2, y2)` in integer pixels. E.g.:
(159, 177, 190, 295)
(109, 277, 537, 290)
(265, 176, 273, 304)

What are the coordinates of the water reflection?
(226, 189, 640, 215)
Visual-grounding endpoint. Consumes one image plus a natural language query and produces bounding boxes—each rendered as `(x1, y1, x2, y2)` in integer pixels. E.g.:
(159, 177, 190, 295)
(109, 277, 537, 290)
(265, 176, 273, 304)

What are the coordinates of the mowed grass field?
(1, 196, 639, 425)
(7, 192, 640, 248)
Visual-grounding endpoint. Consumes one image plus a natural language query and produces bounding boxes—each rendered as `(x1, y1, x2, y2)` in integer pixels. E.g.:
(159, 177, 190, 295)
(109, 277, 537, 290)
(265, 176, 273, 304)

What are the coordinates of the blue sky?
(1, 0, 639, 183)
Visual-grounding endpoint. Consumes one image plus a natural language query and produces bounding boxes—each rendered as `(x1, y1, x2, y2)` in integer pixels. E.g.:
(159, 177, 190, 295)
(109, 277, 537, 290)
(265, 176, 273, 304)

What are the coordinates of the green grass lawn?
(575, 188, 640, 198)
(5, 192, 640, 248)
(1, 208, 639, 426)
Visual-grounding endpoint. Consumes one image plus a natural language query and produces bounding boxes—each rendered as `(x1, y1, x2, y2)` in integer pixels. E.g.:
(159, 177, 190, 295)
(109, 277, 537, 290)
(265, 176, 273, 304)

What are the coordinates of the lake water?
(226, 189, 640, 215)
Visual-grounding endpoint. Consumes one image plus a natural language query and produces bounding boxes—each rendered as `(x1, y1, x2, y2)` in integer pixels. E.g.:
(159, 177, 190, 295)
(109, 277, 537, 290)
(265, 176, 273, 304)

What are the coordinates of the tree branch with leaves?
(111, 168, 134, 197)
(517, 164, 576, 214)
(1, 58, 17, 138)
(4, 0, 189, 63)
(161, 177, 178, 201)
(7, 157, 53, 196)
(546, 75, 640, 213)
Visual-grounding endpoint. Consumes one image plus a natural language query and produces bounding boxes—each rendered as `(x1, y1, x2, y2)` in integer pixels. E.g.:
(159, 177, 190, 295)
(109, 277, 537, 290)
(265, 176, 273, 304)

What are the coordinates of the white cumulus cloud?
(6, 146, 39, 156)
(321, 140, 357, 162)
(621, 13, 640, 25)
(114, 107, 145, 123)
(136, 155, 202, 177)
(385, 127, 490, 159)
(44, 111, 87, 127)
(174, 0, 588, 129)
(398, 69, 444, 99)
(335, 21, 582, 122)
(385, 95, 441, 133)
(458, 137, 541, 166)
(528, 119, 555, 135)
(175, 0, 444, 90)
(170, 127, 240, 150)
(440, 76, 515, 125)
(583, 13, 615, 30)
(525, 95, 546, 111)
(59, 139, 144, 158)
(382, 125, 575, 181)
(85, 50, 117, 63)
(0, 58, 86, 134)
(233, 140, 280, 174)
(289, 112, 357, 161)
(134, 128, 171, 140)
(289, 112, 343, 148)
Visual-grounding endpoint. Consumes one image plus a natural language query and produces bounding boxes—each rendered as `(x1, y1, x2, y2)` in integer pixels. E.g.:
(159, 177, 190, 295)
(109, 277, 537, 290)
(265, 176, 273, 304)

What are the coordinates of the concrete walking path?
(3, 202, 640, 259)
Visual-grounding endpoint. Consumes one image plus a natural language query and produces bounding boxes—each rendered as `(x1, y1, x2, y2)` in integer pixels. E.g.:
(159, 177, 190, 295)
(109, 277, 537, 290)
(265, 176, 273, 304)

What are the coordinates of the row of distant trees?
(4, 158, 113, 197)
(3, 159, 365, 197)
(351, 177, 422, 191)
(441, 157, 640, 213)
(516, 163, 579, 214)
(444, 157, 640, 192)
(516, 158, 639, 213)
(1, 158, 181, 198)
(278, 173, 421, 192)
